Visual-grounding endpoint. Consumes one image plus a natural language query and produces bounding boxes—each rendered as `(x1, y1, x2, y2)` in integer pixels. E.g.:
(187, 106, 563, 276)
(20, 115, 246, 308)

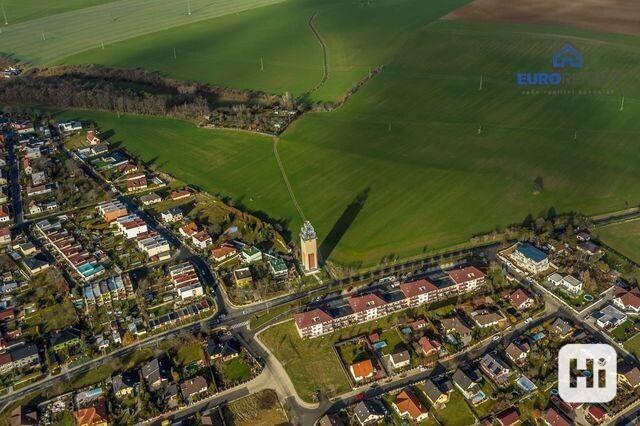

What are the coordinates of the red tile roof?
(509, 288, 532, 308)
(294, 309, 332, 329)
(615, 287, 640, 309)
(350, 359, 374, 379)
(348, 293, 387, 313)
(448, 266, 485, 284)
(544, 407, 571, 426)
(400, 279, 438, 298)
(394, 389, 428, 420)
(497, 408, 520, 426)
(588, 405, 607, 421)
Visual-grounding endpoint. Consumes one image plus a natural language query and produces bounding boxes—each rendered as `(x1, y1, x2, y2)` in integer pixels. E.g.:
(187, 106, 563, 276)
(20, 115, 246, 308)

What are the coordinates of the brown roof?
(448, 266, 485, 284)
(0, 352, 11, 366)
(496, 408, 520, 426)
(544, 407, 571, 426)
(441, 316, 471, 335)
(509, 288, 532, 308)
(75, 398, 108, 426)
(505, 342, 529, 361)
(348, 293, 387, 313)
(615, 287, 640, 309)
(211, 244, 236, 259)
(350, 359, 374, 379)
(399, 279, 438, 298)
(619, 363, 640, 387)
(394, 388, 427, 420)
(294, 309, 332, 329)
(180, 375, 208, 398)
(418, 337, 440, 355)
(126, 176, 147, 189)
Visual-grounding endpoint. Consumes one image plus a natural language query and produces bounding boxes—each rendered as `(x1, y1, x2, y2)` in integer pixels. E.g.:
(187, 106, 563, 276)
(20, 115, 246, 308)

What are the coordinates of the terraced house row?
(35, 218, 105, 282)
(294, 266, 486, 338)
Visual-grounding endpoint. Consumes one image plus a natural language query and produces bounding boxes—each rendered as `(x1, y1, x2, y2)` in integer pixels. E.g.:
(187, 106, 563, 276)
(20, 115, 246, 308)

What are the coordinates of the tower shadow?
(319, 187, 369, 260)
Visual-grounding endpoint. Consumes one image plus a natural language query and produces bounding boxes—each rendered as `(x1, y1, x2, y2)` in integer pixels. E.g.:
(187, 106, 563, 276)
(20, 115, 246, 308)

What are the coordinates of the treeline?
(0, 65, 289, 122)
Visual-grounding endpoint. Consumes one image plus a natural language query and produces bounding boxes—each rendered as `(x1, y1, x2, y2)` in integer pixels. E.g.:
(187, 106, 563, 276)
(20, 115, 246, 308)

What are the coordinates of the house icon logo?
(552, 42, 583, 68)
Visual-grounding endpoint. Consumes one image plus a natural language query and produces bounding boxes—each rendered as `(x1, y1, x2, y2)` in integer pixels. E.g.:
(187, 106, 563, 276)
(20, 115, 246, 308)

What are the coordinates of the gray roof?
(452, 369, 474, 390)
(10, 343, 39, 361)
(353, 399, 386, 424)
(422, 379, 445, 403)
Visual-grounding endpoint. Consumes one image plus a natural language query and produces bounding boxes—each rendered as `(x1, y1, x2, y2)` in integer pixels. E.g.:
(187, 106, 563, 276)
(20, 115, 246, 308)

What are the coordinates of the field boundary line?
(299, 12, 329, 99)
(273, 138, 306, 221)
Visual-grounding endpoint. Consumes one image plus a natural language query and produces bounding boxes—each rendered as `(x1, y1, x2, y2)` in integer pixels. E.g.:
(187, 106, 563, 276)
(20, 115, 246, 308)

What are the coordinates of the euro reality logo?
(558, 344, 616, 403)
(517, 42, 583, 86)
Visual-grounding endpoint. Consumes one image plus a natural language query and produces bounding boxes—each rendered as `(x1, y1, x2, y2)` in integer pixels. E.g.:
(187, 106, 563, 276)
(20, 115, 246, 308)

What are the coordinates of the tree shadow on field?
(319, 187, 370, 261)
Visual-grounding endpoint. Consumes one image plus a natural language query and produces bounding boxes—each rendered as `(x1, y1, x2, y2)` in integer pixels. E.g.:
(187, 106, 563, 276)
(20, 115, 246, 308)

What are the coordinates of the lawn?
(597, 219, 640, 264)
(432, 390, 476, 426)
(625, 333, 640, 360)
(259, 311, 415, 401)
(0, 0, 117, 25)
(378, 328, 405, 356)
(612, 320, 638, 342)
(0, 0, 287, 65)
(173, 342, 204, 367)
(222, 357, 253, 383)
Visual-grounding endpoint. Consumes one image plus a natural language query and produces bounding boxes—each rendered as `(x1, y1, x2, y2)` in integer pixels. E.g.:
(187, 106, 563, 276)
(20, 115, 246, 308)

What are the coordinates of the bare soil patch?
(444, 0, 640, 36)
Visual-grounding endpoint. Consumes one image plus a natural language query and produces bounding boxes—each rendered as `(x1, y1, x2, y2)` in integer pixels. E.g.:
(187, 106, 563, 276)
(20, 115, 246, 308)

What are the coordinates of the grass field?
(0, 0, 117, 24)
(0, 0, 287, 65)
(597, 219, 640, 264)
(60, 0, 469, 100)
(57, 21, 640, 267)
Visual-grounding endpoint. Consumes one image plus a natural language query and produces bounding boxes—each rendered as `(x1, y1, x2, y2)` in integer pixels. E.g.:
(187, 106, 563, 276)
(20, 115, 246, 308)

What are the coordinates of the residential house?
(110, 372, 138, 399)
(97, 201, 128, 222)
(180, 376, 208, 401)
(480, 353, 510, 385)
(240, 246, 262, 263)
(160, 207, 183, 224)
(592, 304, 627, 329)
(10, 343, 40, 370)
(618, 363, 640, 389)
(117, 162, 138, 176)
(139, 192, 161, 206)
(448, 266, 486, 292)
(268, 257, 288, 278)
(142, 358, 169, 392)
(353, 399, 386, 425)
(0, 205, 10, 223)
(74, 398, 108, 426)
(293, 309, 334, 338)
(421, 379, 449, 408)
(192, 230, 212, 249)
(392, 388, 429, 422)
(348, 293, 388, 323)
(577, 241, 602, 256)
(386, 350, 410, 370)
(211, 243, 237, 263)
(0, 227, 11, 245)
(543, 406, 572, 426)
(125, 174, 147, 192)
(114, 214, 148, 239)
(510, 243, 549, 274)
(509, 288, 535, 310)
(206, 335, 240, 362)
(440, 315, 472, 346)
(586, 405, 608, 424)
(58, 121, 82, 133)
(452, 369, 484, 404)
(505, 341, 530, 366)
(350, 359, 374, 382)
(471, 308, 506, 328)
(170, 189, 191, 201)
(86, 131, 101, 145)
(613, 287, 640, 314)
(49, 328, 81, 352)
(233, 267, 253, 287)
(496, 408, 521, 426)
(168, 262, 203, 300)
(414, 336, 441, 360)
(551, 318, 574, 339)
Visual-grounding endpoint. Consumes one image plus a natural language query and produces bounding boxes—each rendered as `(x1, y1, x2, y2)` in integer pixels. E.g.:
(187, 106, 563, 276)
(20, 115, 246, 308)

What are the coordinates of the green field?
(0, 0, 117, 25)
(597, 220, 640, 264)
(60, 0, 469, 100)
(0, 0, 287, 65)
(57, 17, 640, 267)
